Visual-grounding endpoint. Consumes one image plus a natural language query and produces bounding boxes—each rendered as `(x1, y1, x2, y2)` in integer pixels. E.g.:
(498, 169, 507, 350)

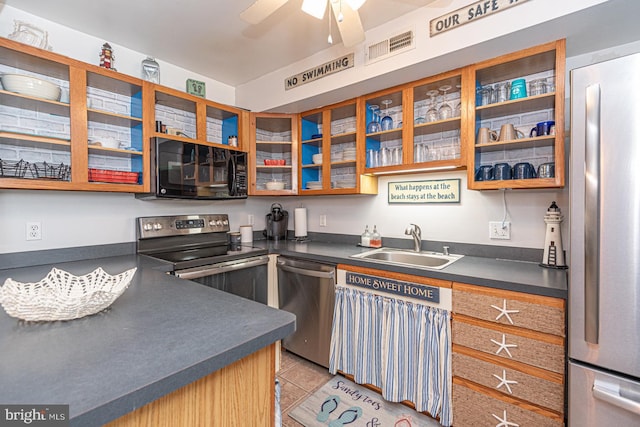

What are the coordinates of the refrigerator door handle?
(584, 83, 601, 345)
(593, 379, 640, 416)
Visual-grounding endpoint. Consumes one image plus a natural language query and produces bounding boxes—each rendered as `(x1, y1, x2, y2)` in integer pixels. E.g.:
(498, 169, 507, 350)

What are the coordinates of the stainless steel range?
(137, 214, 269, 304)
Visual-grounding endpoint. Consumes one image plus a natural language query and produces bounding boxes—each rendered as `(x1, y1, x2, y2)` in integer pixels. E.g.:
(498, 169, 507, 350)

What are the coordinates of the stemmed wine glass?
(426, 90, 439, 122)
(380, 99, 394, 131)
(438, 85, 453, 120)
(455, 84, 462, 117)
(367, 105, 381, 134)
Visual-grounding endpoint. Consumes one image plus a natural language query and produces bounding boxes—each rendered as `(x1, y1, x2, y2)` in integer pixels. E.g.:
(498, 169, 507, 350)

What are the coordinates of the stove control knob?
(143, 223, 153, 231)
(215, 220, 223, 227)
(153, 223, 163, 231)
(222, 219, 229, 226)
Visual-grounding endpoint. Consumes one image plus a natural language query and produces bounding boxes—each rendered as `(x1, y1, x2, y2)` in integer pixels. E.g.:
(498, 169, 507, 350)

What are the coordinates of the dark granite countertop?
(257, 240, 567, 299)
(0, 255, 295, 427)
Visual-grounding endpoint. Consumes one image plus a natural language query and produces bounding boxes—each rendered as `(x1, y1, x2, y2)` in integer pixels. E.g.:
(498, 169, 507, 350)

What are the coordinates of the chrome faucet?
(405, 224, 422, 252)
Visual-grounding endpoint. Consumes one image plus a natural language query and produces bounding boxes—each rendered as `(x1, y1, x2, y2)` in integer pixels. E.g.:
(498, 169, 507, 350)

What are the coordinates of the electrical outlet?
(26, 222, 42, 241)
(319, 214, 327, 227)
(248, 214, 254, 226)
(489, 221, 511, 240)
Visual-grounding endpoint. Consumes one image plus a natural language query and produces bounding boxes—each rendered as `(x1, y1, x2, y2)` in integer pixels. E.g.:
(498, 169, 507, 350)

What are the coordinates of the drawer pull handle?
(491, 334, 518, 358)
(493, 369, 518, 394)
(491, 299, 520, 325)
(492, 409, 520, 427)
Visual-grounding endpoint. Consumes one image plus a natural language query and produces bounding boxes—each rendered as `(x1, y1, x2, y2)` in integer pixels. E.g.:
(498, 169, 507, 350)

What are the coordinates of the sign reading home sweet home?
(430, 0, 530, 36)
(345, 272, 440, 303)
(285, 54, 354, 90)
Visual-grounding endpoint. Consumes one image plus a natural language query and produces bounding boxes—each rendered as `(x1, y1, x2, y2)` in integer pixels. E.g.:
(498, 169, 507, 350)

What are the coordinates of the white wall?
(2, 3, 639, 256)
(0, 5, 236, 105)
(236, 0, 607, 112)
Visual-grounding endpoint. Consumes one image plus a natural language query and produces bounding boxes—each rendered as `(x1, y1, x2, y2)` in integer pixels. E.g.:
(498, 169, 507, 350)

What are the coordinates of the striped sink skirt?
(329, 286, 452, 426)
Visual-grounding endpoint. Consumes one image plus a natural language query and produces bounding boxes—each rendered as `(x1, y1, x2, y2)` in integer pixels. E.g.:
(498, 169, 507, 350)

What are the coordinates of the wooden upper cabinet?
(150, 84, 246, 151)
(0, 37, 150, 192)
(248, 112, 298, 195)
(466, 39, 566, 190)
(299, 99, 377, 195)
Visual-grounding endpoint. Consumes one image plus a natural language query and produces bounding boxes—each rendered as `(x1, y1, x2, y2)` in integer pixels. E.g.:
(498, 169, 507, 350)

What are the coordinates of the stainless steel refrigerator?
(569, 53, 640, 425)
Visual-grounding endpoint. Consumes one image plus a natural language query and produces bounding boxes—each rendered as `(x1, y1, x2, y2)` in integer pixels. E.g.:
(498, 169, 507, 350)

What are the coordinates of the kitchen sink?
(351, 247, 463, 270)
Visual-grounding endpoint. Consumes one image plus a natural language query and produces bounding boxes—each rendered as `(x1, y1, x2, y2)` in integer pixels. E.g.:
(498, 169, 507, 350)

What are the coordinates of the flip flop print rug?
(289, 376, 441, 427)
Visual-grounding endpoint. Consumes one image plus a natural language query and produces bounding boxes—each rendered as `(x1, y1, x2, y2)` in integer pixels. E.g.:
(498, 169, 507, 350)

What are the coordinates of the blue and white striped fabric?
(329, 286, 383, 386)
(329, 286, 452, 427)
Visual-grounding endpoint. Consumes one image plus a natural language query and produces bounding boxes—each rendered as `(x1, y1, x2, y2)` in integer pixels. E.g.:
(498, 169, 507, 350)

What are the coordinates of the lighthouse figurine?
(540, 201, 568, 269)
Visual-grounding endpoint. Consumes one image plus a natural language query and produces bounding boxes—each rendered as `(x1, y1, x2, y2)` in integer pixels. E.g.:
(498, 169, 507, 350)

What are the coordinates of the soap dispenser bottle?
(370, 225, 382, 248)
(360, 225, 371, 247)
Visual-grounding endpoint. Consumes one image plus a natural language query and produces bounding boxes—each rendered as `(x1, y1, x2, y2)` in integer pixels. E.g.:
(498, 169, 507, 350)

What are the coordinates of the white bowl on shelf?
(312, 154, 323, 164)
(265, 181, 285, 191)
(1, 73, 61, 101)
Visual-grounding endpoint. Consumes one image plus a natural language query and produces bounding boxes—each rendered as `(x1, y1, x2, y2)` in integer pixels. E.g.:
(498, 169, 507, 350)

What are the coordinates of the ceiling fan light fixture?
(346, 0, 366, 10)
(302, 0, 328, 19)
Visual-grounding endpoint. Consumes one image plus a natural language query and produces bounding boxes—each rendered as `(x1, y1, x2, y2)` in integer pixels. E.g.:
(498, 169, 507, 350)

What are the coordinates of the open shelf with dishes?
(152, 85, 245, 149)
(0, 38, 150, 191)
(466, 40, 565, 190)
(249, 113, 297, 195)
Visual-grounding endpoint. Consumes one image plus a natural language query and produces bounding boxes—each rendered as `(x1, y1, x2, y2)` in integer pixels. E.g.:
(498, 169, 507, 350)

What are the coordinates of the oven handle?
(276, 261, 335, 280)
(175, 256, 269, 280)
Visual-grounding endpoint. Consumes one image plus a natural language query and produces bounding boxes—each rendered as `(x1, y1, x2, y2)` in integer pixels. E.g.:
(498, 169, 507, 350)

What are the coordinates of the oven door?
(175, 255, 269, 304)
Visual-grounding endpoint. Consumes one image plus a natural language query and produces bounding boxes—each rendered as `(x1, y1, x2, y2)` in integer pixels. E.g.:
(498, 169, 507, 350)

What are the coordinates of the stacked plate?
(333, 151, 343, 162)
(333, 180, 356, 189)
(342, 148, 357, 161)
(306, 181, 322, 190)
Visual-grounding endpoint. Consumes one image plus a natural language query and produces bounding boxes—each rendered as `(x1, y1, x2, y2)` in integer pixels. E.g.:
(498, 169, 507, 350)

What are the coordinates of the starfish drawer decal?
(491, 299, 520, 325)
(490, 333, 518, 358)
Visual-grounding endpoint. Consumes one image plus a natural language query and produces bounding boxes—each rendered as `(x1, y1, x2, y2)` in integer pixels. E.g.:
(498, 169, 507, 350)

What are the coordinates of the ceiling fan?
(240, 0, 366, 47)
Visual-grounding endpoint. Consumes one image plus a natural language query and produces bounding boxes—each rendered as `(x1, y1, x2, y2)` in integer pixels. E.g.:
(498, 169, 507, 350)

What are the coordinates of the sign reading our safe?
(430, 0, 530, 37)
(388, 179, 460, 204)
(346, 272, 440, 303)
(285, 54, 354, 90)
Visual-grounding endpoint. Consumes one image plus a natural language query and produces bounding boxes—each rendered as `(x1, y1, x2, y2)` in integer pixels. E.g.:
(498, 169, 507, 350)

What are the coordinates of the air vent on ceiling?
(366, 29, 415, 65)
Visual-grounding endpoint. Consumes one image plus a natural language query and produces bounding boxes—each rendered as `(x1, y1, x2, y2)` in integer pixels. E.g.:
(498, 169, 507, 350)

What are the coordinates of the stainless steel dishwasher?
(277, 256, 336, 368)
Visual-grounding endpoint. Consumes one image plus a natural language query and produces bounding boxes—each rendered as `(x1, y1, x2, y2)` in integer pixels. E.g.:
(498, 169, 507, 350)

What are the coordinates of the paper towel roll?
(294, 208, 307, 237)
(240, 225, 253, 243)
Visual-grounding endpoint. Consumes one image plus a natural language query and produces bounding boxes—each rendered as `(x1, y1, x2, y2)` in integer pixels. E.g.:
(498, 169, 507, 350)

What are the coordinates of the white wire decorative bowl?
(0, 267, 136, 322)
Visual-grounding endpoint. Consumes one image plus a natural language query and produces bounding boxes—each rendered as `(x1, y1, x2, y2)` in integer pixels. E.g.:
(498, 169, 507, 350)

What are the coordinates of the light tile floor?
(277, 350, 334, 427)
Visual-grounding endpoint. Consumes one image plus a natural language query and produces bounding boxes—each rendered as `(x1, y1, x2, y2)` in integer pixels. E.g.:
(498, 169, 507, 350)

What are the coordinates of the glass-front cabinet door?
(467, 40, 565, 190)
(299, 110, 324, 193)
(363, 88, 404, 173)
(408, 70, 466, 170)
(0, 40, 72, 188)
(85, 70, 145, 186)
(249, 113, 297, 195)
(299, 100, 376, 194)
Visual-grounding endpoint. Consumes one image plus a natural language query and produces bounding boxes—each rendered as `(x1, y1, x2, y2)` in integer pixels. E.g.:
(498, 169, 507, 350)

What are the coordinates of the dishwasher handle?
(176, 256, 269, 280)
(277, 261, 335, 280)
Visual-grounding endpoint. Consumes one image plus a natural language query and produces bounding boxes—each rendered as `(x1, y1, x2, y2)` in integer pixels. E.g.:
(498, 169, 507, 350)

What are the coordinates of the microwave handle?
(228, 155, 237, 196)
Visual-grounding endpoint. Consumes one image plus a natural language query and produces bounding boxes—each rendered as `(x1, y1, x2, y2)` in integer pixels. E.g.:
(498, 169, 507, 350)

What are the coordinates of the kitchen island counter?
(259, 240, 567, 298)
(0, 254, 295, 426)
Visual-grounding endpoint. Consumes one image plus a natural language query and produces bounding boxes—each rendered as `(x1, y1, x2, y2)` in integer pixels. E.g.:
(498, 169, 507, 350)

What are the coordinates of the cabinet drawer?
(453, 352, 564, 413)
(452, 318, 565, 374)
(453, 380, 563, 427)
(453, 283, 565, 336)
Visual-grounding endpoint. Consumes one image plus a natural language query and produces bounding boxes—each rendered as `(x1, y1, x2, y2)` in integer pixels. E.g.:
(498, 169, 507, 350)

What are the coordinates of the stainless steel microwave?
(137, 138, 247, 200)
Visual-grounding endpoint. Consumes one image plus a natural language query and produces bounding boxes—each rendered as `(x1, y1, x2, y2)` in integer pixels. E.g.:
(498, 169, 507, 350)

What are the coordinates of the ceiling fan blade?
(330, 1, 365, 47)
(240, 0, 290, 24)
